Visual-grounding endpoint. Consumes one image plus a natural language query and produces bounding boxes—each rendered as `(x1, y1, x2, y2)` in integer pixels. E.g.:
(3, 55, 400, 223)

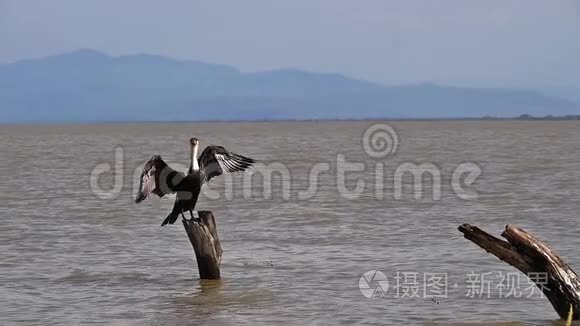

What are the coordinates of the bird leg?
(189, 210, 196, 222)
(181, 212, 187, 222)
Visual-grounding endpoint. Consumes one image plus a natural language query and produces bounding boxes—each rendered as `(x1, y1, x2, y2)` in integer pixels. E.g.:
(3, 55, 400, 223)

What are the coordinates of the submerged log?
(458, 224, 580, 320)
(182, 211, 223, 280)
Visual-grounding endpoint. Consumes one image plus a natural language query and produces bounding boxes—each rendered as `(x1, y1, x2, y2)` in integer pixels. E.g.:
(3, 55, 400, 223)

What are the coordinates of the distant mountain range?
(0, 49, 578, 123)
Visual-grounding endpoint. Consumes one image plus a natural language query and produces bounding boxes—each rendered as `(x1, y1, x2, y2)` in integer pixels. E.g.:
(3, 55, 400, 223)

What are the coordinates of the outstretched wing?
(136, 165, 156, 203)
(136, 155, 185, 203)
(198, 146, 255, 182)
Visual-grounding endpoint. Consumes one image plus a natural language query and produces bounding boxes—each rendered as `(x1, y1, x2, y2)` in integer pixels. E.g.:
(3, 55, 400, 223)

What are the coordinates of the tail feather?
(161, 212, 180, 226)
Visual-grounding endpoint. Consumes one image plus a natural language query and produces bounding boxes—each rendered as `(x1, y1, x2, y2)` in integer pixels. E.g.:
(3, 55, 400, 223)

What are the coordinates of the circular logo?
(362, 123, 399, 158)
(359, 270, 389, 299)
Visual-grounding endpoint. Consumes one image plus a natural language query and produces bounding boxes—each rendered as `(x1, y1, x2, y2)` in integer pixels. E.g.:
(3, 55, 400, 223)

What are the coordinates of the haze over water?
(1, 121, 579, 325)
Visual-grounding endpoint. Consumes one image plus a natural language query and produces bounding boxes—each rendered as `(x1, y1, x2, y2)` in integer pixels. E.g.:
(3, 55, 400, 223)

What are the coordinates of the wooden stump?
(182, 211, 223, 280)
(458, 224, 580, 320)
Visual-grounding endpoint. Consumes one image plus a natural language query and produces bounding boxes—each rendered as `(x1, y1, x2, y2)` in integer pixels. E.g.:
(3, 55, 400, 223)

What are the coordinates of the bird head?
(190, 137, 199, 147)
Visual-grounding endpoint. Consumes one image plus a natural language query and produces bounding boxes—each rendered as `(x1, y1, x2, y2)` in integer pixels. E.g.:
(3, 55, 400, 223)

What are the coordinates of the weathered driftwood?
(182, 211, 223, 280)
(458, 224, 580, 320)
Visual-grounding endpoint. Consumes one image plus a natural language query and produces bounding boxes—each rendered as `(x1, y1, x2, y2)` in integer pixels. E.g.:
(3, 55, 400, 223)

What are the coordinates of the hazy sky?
(1, 0, 579, 88)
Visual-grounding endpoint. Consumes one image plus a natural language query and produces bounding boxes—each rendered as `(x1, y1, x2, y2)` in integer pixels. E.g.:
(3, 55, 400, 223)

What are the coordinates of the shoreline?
(1, 115, 579, 126)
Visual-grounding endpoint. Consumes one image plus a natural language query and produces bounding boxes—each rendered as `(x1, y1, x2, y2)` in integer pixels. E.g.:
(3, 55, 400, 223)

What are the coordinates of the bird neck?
(190, 143, 199, 171)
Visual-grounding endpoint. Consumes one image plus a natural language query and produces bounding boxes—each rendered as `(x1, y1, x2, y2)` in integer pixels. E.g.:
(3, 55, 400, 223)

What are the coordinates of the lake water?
(1, 121, 579, 325)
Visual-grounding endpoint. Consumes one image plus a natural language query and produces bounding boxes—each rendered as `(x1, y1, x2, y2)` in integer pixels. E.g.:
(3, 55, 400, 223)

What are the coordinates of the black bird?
(136, 138, 255, 226)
